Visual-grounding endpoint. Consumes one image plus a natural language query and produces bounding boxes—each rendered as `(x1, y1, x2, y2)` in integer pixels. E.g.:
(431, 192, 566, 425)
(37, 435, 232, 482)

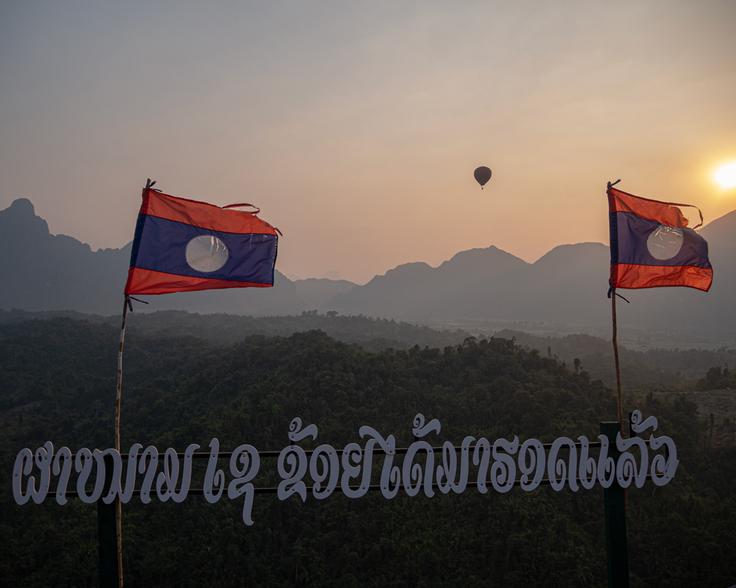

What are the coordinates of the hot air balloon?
(474, 166, 492, 189)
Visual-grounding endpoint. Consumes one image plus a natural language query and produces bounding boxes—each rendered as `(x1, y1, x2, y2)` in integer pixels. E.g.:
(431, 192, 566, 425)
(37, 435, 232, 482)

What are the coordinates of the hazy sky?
(1, 0, 735, 282)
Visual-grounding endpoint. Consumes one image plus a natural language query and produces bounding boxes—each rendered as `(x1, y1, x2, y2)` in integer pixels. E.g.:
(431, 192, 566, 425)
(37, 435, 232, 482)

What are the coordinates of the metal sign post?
(97, 454, 120, 587)
(601, 421, 630, 588)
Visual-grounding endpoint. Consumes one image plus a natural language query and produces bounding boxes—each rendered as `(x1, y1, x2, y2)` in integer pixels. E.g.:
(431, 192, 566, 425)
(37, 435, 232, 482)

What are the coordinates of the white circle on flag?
(646, 225, 684, 260)
(185, 235, 229, 272)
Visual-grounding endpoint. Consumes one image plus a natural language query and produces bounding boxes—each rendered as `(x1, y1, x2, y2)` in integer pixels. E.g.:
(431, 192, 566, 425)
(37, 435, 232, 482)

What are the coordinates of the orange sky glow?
(1, 0, 735, 283)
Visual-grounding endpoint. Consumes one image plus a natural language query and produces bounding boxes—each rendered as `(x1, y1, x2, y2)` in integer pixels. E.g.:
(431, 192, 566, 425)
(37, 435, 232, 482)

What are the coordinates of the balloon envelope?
(474, 166, 492, 187)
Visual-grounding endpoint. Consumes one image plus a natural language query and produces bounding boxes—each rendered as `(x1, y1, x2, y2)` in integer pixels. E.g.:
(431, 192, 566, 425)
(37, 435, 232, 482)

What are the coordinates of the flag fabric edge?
(607, 186, 713, 292)
(124, 188, 279, 296)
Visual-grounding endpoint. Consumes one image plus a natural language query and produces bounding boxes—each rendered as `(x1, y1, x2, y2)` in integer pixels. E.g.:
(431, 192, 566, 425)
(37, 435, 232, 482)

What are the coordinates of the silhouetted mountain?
(328, 214, 736, 344)
(0, 199, 354, 314)
(326, 247, 528, 320)
(1, 198, 735, 344)
(294, 278, 355, 309)
(0, 199, 129, 313)
(328, 242, 614, 326)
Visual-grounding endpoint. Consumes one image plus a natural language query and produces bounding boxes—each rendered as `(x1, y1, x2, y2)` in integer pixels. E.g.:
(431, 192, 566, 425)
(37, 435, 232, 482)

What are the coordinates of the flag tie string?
(223, 202, 261, 213)
(126, 296, 149, 312)
(606, 287, 630, 304)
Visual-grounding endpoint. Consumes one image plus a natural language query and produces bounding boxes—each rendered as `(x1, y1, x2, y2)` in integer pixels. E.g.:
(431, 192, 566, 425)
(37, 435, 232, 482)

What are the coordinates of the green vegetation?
(697, 366, 736, 391)
(1, 318, 734, 586)
(0, 309, 468, 351)
(497, 329, 736, 390)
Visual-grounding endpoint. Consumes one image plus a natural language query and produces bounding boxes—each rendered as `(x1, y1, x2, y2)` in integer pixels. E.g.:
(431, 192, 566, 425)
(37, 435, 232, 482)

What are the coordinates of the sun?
(714, 162, 736, 189)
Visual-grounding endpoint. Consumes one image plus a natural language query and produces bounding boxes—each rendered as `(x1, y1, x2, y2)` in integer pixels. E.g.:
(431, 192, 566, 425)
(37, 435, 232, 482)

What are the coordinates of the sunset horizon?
(2, 1, 735, 282)
(3, 190, 732, 286)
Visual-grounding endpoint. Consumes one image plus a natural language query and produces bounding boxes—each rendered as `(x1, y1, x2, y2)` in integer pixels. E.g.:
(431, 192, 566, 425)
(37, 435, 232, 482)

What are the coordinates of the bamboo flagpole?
(607, 179, 626, 430)
(607, 180, 712, 431)
(609, 287, 624, 428)
(114, 295, 130, 588)
(113, 178, 156, 587)
(112, 178, 155, 587)
(108, 178, 279, 585)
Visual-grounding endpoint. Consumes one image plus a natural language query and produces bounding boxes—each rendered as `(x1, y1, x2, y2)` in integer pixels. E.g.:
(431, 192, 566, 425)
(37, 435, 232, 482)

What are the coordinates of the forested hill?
(0, 308, 468, 351)
(496, 329, 736, 390)
(3, 309, 735, 390)
(1, 319, 734, 586)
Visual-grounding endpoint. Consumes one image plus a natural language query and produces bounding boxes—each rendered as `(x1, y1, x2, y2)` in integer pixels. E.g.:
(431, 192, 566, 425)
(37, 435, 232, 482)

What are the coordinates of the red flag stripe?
(610, 263, 712, 292)
(608, 188, 689, 228)
(125, 267, 273, 296)
(140, 189, 278, 235)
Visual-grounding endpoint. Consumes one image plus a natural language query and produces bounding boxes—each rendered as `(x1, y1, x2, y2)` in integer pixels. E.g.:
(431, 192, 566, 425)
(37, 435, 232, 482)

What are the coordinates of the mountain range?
(1, 197, 735, 344)
(0, 198, 353, 316)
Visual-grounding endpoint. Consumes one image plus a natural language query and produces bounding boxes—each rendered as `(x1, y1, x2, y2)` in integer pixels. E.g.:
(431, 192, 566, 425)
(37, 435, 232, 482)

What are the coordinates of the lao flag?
(124, 188, 279, 295)
(608, 187, 712, 292)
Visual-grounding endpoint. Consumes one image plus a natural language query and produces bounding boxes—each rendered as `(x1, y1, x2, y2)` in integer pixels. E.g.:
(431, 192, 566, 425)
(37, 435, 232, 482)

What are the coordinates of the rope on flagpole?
(114, 295, 130, 588)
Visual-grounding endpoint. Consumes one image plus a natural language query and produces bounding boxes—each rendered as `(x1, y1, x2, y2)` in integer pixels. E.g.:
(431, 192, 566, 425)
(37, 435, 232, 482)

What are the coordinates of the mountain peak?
(534, 242, 608, 266)
(0, 198, 49, 236)
(444, 245, 526, 266)
(5, 198, 36, 217)
(702, 208, 736, 240)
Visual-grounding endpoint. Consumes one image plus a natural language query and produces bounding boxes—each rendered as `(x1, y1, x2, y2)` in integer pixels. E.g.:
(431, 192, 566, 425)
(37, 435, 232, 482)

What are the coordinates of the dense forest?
(4, 309, 736, 390)
(698, 366, 736, 390)
(1, 317, 734, 586)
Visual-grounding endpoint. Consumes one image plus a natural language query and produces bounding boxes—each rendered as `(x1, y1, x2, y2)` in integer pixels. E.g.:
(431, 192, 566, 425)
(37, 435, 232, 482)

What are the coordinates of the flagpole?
(114, 295, 129, 588)
(607, 179, 624, 429)
(610, 288, 624, 428)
